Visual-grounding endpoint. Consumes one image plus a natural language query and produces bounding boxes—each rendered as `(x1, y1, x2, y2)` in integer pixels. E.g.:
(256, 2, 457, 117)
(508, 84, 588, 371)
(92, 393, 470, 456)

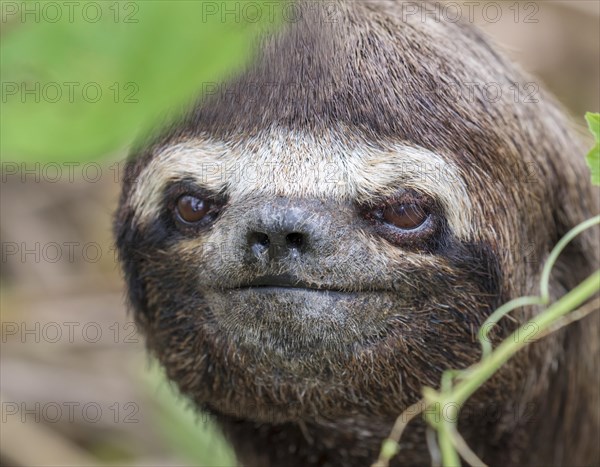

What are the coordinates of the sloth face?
(114, 4, 598, 464)
(112, 0, 592, 426)
(116, 129, 505, 421)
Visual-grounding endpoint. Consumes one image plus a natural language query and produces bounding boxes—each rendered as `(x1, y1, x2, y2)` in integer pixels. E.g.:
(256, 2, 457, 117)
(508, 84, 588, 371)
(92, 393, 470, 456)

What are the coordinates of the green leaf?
(142, 361, 237, 466)
(1, 1, 282, 162)
(585, 112, 600, 186)
(587, 143, 600, 186)
(585, 112, 600, 140)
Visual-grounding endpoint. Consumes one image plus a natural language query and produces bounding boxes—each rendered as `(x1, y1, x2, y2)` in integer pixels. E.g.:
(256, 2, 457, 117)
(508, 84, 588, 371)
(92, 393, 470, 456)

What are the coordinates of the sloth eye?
(382, 203, 428, 230)
(175, 195, 211, 224)
(361, 192, 437, 247)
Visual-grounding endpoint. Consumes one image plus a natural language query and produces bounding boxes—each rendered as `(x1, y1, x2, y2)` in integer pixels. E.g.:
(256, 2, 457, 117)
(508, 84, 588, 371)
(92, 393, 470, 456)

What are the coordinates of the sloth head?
(115, 1, 597, 425)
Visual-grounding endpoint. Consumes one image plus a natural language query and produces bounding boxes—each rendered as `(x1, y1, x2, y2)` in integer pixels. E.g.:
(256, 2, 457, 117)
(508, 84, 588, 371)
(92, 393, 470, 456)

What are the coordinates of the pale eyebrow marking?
(128, 128, 473, 239)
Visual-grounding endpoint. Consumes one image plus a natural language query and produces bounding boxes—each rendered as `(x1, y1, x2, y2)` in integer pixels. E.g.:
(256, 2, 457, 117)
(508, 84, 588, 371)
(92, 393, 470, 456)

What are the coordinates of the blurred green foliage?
(144, 361, 237, 466)
(1, 0, 282, 161)
(586, 112, 600, 185)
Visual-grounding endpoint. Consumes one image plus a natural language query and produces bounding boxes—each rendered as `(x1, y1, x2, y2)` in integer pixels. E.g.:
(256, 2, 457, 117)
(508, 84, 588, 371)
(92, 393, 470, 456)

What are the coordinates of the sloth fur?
(115, 1, 599, 465)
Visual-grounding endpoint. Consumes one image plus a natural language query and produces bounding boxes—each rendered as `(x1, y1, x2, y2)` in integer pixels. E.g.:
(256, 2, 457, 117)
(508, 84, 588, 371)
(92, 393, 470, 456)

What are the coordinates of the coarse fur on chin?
(114, 1, 600, 465)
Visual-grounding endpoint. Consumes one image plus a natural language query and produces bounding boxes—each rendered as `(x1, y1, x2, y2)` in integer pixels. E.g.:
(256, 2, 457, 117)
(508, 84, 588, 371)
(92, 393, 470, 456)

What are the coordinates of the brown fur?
(115, 1, 599, 465)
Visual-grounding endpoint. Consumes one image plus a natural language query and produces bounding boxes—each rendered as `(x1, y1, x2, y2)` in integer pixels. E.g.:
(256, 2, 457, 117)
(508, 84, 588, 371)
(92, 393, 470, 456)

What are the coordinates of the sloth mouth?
(232, 274, 348, 293)
(207, 276, 397, 354)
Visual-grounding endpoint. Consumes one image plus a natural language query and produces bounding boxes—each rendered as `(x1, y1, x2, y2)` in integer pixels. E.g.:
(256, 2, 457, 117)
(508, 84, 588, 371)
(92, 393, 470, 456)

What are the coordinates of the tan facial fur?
(129, 127, 474, 239)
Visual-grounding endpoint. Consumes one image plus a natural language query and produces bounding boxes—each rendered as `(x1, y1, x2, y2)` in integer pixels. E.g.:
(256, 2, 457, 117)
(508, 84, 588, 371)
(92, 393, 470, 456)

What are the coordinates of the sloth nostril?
(285, 232, 305, 250)
(256, 232, 270, 247)
(247, 230, 307, 261)
(248, 232, 270, 257)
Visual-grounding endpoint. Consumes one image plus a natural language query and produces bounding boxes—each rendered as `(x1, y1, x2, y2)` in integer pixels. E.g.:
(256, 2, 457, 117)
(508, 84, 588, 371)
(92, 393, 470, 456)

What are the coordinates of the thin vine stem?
(479, 214, 599, 357)
(448, 269, 599, 408)
(478, 296, 544, 357)
(540, 215, 600, 301)
(378, 214, 600, 467)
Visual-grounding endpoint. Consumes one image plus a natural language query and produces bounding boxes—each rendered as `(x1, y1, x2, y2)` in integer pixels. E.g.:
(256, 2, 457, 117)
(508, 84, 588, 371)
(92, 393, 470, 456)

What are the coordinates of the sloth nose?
(244, 199, 327, 262)
(247, 229, 308, 261)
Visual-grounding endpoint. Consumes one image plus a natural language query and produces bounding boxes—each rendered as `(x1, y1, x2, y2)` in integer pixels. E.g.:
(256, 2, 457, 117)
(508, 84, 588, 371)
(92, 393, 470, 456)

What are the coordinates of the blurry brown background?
(1, 1, 599, 466)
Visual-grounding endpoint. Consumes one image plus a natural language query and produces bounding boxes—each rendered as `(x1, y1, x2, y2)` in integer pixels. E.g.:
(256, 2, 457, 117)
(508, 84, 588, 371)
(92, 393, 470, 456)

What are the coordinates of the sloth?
(114, 1, 599, 465)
